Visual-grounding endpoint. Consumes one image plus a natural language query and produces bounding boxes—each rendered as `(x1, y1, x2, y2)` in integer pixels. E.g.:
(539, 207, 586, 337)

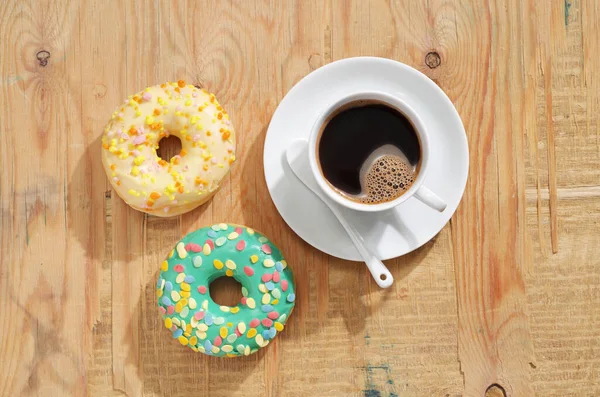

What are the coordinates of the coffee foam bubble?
(354, 144, 416, 204)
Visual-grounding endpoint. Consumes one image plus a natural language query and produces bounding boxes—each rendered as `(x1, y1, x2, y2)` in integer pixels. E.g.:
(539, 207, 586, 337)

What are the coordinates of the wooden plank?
(1, 1, 599, 396)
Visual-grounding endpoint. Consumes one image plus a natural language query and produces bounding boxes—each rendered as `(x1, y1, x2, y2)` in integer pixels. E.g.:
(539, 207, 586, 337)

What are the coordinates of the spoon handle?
(324, 200, 394, 288)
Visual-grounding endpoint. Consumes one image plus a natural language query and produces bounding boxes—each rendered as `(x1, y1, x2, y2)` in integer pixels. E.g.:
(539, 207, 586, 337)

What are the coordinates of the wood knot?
(425, 51, 441, 69)
(36, 50, 51, 67)
(93, 84, 107, 98)
(308, 53, 323, 70)
(485, 384, 506, 397)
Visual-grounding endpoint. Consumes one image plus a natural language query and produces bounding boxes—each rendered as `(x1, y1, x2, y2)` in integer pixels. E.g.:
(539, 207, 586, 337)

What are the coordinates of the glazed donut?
(101, 81, 236, 216)
(156, 224, 296, 357)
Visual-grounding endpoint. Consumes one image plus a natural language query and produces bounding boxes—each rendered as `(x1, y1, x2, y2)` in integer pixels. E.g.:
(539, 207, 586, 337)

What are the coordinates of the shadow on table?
(119, 269, 267, 396)
(239, 125, 437, 339)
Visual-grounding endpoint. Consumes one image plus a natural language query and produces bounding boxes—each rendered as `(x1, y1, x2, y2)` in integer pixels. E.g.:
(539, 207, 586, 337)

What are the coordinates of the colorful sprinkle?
(262, 318, 273, 327)
(208, 230, 217, 238)
(193, 256, 203, 267)
(268, 327, 277, 339)
(213, 259, 224, 270)
(262, 274, 273, 282)
(246, 298, 256, 309)
(219, 223, 228, 230)
(274, 322, 284, 331)
(225, 269, 234, 277)
(263, 259, 274, 268)
(220, 306, 230, 313)
(272, 288, 281, 299)
(174, 264, 185, 273)
(275, 262, 283, 272)
(255, 334, 265, 346)
(164, 317, 172, 328)
(194, 310, 204, 320)
(258, 236, 268, 243)
(205, 312, 214, 325)
(203, 244, 211, 255)
(241, 287, 248, 297)
(237, 322, 246, 334)
(215, 236, 227, 247)
(213, 317, 225, 325)
(273, 271, 280, 283)
(173, 328, 183, 338)
(180, 307, 189, 318)
(262, 330, 271, 340)
(225, 260, 237, 270)
(206, 239, 215, 250)
(198, 285, 207, 294)
(165, 281, 173, 292)
(247, 328, 257, 338)
(244, 266, 254, 276)
(221, 345, 233, 353)
(230, 307, 240, 314)
(268, 311, 279, 320)
(220, 327, 228, 338)
(161, 261, 168, 271)
(226, 334, 237, 343)
(287, 293, 295, 303)
(175, 273, 186, 284)
(281, 280, 289, 292)
(250, 255, 258, 264)
(188, 298, 197, 309)
(261, 244, 272, 254)
(228, 232, 239, 240)
(184, 275, 196, 283)
(249, 318, 260, 328)
(176, 242, 187, 258)
(262, 294, 271, 305)
(211, 224, 221, 231)
(261, 305, 273, 312)
(162, 297, 173, 306)
(236, 240, 246, 251)
(185, 243, 202, 253)
(265, 281, 275, 291)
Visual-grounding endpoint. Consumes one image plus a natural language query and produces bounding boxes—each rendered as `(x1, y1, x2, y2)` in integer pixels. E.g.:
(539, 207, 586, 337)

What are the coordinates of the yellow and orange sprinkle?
(102, 82, 235, 215)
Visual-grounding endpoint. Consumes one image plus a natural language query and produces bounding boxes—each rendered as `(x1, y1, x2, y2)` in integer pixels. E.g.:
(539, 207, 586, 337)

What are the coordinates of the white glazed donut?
(101, 81, 236, 216)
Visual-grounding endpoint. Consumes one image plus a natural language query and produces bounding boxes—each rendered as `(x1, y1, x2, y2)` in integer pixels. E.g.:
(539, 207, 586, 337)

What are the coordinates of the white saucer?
(263, 57, 469, 261)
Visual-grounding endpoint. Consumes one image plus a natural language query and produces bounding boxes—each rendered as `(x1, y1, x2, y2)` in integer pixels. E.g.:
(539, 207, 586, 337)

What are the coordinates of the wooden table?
(1, 1, 599, 396)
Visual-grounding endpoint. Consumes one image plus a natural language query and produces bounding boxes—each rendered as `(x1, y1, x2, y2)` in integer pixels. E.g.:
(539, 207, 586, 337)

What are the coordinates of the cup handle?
(414, 185, 447, 212)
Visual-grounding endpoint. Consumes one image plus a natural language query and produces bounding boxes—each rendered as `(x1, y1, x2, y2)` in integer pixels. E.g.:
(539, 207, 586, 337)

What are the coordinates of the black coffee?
(317, 101, 421, 204)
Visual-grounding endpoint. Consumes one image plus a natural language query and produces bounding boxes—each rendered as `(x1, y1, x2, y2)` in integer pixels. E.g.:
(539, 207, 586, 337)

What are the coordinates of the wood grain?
(1, 0, 599, 396)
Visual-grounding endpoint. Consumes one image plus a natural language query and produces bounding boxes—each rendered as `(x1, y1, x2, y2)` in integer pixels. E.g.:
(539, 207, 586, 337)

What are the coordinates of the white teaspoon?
(285, 139, 394, 288)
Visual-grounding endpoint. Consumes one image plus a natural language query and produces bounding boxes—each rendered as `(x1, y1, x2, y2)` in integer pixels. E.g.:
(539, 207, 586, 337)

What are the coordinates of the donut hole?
(156, 135, 182, 163)
(209, 277, 243, 307)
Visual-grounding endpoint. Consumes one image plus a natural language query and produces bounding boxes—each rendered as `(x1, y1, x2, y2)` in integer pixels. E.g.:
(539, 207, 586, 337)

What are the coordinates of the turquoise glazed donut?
(156, 223, 296, 357)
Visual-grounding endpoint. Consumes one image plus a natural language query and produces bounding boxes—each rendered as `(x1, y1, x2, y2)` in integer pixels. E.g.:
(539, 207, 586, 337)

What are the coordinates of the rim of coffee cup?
(308, 90, 431, 212)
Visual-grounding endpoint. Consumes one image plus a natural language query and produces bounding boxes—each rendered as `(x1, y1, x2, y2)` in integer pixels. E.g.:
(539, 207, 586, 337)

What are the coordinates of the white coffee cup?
(308, 91, 446, 213)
